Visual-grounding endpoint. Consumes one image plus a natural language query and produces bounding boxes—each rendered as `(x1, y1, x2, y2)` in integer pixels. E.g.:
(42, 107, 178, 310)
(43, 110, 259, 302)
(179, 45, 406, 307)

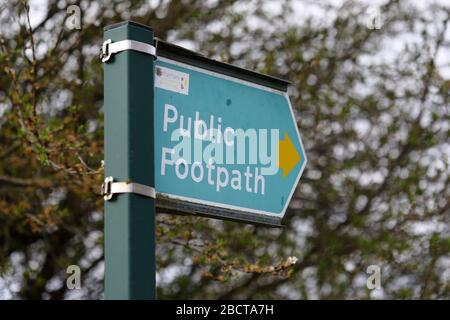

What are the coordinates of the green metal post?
(103, 21, 155, 300)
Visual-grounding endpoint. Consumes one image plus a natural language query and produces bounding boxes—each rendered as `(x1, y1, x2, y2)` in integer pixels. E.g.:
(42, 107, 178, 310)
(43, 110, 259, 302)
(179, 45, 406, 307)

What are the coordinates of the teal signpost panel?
(154, 56, 307, 226)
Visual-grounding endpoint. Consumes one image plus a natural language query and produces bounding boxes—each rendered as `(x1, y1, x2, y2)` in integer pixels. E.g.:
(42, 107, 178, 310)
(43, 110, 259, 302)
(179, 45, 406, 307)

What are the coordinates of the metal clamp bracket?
(101, 39, 156, 62)
(101, 176, 156, 201)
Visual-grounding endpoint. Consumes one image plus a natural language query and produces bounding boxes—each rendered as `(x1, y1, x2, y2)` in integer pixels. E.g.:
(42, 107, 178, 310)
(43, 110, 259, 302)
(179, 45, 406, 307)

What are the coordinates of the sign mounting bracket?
(101, 176, 156, 201)
(101, 39, 156, 63)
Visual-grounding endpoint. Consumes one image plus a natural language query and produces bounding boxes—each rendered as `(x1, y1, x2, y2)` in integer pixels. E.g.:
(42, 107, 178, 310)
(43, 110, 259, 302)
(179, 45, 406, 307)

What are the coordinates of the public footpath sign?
(103, 21, 307, 299)
(154, 41, 307, 226)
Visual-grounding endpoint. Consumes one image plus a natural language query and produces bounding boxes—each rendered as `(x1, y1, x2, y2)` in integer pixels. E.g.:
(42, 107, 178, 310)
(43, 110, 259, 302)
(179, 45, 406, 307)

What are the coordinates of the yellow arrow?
(278, 132, 301, 177)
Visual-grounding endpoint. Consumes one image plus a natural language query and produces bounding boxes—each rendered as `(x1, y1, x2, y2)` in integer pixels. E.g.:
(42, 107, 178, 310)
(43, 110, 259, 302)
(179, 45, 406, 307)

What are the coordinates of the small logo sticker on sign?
(155, 66, 189, 95)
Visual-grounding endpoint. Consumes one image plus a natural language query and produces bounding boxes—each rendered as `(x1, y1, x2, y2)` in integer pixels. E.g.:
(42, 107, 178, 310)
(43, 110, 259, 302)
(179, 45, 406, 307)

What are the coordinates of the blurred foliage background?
(0, 0, 449, 299)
